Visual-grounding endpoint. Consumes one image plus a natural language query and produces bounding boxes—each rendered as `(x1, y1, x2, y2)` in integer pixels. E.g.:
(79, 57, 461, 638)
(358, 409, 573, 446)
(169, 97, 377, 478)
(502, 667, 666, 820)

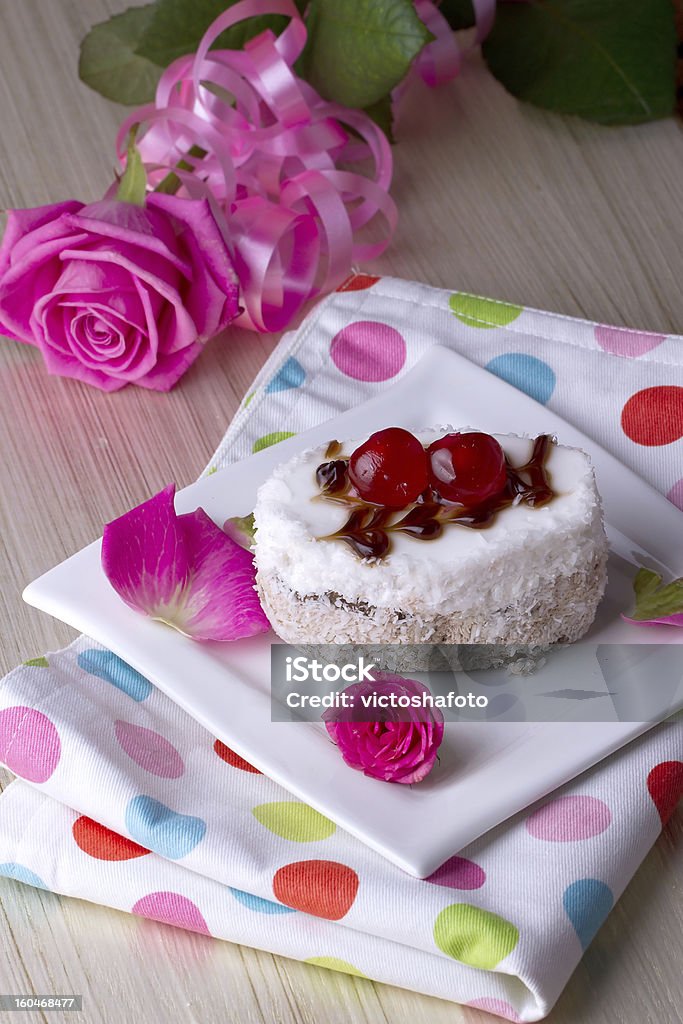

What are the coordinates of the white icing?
(253, 428, 607, 615)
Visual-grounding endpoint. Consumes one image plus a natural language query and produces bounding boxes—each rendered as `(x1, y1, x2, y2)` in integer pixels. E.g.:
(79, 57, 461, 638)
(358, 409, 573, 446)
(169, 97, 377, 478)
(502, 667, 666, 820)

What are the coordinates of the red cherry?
(348, 427, 429, 507)
(427, 432, 507, 504)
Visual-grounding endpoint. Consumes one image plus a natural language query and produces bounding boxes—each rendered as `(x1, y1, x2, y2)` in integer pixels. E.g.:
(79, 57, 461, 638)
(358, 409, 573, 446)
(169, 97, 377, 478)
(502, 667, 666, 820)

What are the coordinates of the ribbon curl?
(118, 0, 396, 332)
(118, 0, 496, 333)
(413, 0, 497, 88)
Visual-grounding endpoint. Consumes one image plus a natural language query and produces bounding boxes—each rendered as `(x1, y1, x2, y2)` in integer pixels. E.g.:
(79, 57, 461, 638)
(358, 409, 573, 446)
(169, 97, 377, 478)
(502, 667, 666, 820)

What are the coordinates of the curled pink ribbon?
(118, 0, 396, 332)
(413, 0, 497, 88)
(117, 0, 495, 333)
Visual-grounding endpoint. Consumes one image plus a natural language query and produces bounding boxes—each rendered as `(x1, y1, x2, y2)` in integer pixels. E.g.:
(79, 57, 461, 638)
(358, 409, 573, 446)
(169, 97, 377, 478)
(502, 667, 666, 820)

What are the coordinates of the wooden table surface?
(0, 2, 681, 1022)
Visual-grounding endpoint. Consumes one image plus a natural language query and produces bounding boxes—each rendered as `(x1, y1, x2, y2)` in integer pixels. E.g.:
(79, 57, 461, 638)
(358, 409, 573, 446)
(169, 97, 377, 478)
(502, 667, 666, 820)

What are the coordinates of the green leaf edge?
(629, 567, 683, 620)
(78, 4, 163, 106)
(482, 0, 677, 126)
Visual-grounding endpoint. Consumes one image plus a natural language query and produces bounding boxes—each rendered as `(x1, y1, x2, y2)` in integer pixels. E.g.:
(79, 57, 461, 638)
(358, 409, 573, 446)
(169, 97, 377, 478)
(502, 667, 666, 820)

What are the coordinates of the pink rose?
(324, 674, 444, 785)
(0, 194, 240, 391)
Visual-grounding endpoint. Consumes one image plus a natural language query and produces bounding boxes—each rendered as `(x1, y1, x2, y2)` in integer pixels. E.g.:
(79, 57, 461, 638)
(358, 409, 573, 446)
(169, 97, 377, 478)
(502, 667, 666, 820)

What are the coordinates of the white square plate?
(24, 347, 683, 877)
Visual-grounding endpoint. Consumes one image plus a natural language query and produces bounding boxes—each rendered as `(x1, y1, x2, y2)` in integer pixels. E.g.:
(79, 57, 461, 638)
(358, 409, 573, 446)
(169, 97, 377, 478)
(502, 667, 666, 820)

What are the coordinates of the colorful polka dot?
(72, 816, 150, 861)
(667, 478, 683, 512)
(449, 293, 522, 329)
(466, 999, 522, 1022)
(213, 739, 262, 773)
(266, 356, 306, 394)
(330, 321, 406, 381)
(132, 892, 210, 935)
(433, 904, 519, 969)
(273, 860, 359, 920)
(526, 795, 612, 842)
(336, 273, 380, 292)
(647, 761, 683, 825)
(114, 721, 184, 779)
(621, 386, 683, 446)
(304, 957, 368, 977)
(0, 706, 61, 783)
(229, 887, 295, 914)
(425, 856, 486, 890)
(563, 878, 613, 949)
(0, 863, 47, 889)
(252, 431, 296, 453)
(77, 649, 152, 702)
(252, 802, 336, 842)
(595, 325, 666, 358)
(485, 353, 556, 405)
(124, 795, 206, 860)
(23, 656, 48, 668)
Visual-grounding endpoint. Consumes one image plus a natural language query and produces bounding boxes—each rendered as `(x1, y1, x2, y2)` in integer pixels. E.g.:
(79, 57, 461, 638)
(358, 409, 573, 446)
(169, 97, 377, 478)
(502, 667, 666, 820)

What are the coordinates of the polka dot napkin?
(1, 274, 682, 1022)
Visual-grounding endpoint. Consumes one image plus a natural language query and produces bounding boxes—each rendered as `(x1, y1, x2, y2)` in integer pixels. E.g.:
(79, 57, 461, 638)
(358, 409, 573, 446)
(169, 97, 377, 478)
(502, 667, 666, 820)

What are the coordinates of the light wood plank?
(0, 2, 681, 1022)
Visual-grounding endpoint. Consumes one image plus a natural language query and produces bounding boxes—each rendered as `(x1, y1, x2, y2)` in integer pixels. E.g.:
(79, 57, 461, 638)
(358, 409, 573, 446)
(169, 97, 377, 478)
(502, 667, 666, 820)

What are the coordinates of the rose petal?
(0, 202, 83, 275)
(59, 246, 183, 299)
(102, 485, 270, 641)
(73, 201, 193, 278)
(102, 485, 192, 618)
(621, 613, 683, 628)
(0, 226, 90, 342)
(57, 290, 144, 319)
(58, 247, 197, 351)
(36, 341, 129, 391)
(173, 508, 270, 641)
(126, 341, 204, 392)
(5, 229, 92, 286)
(61, 300, 146, 343)
(50, 258, 138, 296)
(147, 194, 241, 333)
(69, 311, 127, 361)
(36, 297, 146, 377)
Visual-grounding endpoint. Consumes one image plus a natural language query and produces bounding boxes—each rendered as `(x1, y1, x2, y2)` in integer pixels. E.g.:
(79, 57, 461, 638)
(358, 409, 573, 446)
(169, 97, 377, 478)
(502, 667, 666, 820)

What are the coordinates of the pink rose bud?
(324, 673, 444, 785)
(0, 194, 240, 391)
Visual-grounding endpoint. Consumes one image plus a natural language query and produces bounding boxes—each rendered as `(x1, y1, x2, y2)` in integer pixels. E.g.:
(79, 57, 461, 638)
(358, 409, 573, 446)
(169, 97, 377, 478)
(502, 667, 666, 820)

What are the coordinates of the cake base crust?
(257, 547, 608, 665)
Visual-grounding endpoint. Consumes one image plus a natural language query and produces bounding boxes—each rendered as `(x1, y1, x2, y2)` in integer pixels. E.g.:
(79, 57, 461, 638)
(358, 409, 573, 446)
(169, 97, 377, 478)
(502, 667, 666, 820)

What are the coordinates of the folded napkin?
(1, 274, 682, 1022)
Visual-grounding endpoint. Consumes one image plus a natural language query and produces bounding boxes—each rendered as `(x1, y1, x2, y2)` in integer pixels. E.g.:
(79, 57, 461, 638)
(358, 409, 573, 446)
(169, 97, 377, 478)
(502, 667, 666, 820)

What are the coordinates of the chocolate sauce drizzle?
(315, 434, 556, 559)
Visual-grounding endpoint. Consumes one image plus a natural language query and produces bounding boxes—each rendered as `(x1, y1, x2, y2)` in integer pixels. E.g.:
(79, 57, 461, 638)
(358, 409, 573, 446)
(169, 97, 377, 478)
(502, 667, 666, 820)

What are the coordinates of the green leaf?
(629, 568, 683, 620)
(302, 0, 432, 108)
(363, 95, 395, 142)
(79, 4, 163, 105)
(223, 513, 256, 551)
(116, 130, 148, 205)
(633, 568, 663, 598)
(482, 0, 677, 125)
(439, 0, 475, 31)
(134, 0, 288, 67)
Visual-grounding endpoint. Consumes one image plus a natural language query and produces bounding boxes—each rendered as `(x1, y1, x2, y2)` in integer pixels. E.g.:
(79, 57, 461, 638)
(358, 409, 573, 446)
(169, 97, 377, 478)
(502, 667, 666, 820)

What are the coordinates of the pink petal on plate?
(173, 508, 270, 641)
(102, 486, 270, 641)
(621, 613, 683, 628)
(102, 484, 191, 619)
